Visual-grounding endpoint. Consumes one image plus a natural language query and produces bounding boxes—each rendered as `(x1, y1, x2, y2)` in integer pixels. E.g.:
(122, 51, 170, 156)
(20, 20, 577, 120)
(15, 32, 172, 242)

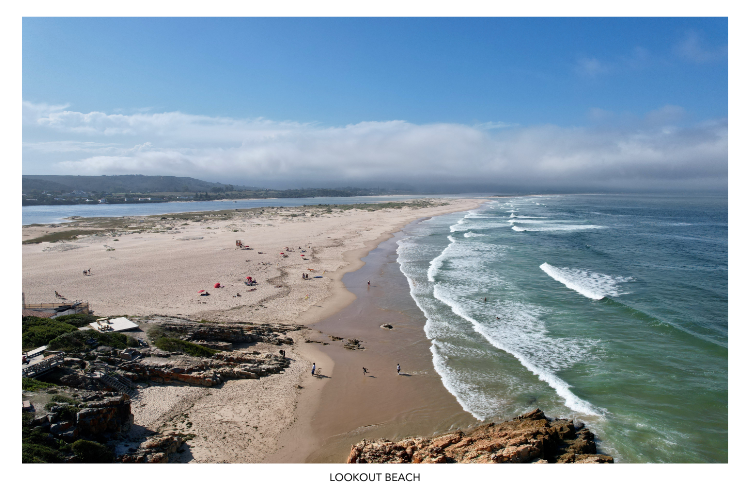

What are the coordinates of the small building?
(85, 317, 139, 332)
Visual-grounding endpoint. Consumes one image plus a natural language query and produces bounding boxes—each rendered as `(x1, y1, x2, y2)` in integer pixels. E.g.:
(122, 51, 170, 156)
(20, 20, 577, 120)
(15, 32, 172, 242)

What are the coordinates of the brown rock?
(345, 409, 613, 464)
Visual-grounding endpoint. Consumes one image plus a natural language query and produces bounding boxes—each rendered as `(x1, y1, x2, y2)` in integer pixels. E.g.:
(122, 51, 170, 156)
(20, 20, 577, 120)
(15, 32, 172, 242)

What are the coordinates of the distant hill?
(22, 177, 75, 193)
(22, 175, 254, 193)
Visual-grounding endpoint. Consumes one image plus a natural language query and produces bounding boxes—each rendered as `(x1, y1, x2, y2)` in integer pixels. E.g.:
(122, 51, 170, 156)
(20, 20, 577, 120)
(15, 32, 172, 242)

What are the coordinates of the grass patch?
(49, 394, 77, 405)
(22, 378, 57, 392)
(47, 329, 127, 353)
(154, 337, 217, 358)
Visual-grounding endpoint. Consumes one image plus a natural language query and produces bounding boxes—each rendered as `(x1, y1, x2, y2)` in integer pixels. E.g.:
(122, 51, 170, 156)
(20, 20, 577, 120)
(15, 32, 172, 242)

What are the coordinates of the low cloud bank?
(23, 102, 727, 192)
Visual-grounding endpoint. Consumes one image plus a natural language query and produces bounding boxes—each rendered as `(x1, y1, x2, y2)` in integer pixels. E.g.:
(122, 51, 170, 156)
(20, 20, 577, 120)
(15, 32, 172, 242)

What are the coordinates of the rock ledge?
(347, 408, 614, 464)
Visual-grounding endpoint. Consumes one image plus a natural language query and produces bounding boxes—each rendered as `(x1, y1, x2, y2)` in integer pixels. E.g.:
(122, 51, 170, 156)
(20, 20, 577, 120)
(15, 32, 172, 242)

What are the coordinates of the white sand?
(22, 198, 485, 462)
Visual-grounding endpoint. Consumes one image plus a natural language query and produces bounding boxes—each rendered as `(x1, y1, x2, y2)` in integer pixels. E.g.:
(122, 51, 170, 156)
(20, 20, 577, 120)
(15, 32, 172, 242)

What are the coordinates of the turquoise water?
(396, 194, 727, 463)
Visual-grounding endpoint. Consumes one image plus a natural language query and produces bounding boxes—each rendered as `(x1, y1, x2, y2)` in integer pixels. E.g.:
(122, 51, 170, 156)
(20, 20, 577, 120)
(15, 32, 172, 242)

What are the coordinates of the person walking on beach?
(311, 363, 316, 377)
(367, 280, 370, 286)
(396, 363, 401, 375)
(363, 367, 368, 375)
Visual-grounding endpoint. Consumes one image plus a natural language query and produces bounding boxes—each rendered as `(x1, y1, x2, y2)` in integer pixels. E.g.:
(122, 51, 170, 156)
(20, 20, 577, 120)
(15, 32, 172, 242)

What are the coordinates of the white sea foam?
(512, 223, 604, 232)
(431, 284, 603, 416)
(540, 263, 632, 300)
(464, 232, 487, 237)
(427, 235, 456, 282)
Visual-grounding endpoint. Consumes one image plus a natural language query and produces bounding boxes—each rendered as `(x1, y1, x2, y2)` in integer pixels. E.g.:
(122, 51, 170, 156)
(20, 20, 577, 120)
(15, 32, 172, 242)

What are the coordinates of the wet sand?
(266, 223, 478, 463)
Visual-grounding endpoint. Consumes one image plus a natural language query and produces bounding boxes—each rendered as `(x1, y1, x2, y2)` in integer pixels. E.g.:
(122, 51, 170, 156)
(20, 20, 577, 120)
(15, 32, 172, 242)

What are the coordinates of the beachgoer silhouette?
(279, 349, 285, 358)
(311, 363, 316, 377)
(484, 297, 487, 302)
(363, 367, 368, 375)
(397, 363, 401, 375)
(88, 268, 91, 275)
(367, 281, 370, 286)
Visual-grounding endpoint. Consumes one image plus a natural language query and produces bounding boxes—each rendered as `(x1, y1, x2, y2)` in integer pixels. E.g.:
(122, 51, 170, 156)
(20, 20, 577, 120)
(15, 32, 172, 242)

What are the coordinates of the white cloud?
(23, 102, 727, 192)
(575, 57, 609, 77)
(675, 31, 727, 63)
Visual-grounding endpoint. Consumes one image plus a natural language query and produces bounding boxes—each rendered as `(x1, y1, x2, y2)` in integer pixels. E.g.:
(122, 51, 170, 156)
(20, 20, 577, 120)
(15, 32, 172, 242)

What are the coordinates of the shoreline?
(267, 208, 485, 463)
(22, 197, 486, 463)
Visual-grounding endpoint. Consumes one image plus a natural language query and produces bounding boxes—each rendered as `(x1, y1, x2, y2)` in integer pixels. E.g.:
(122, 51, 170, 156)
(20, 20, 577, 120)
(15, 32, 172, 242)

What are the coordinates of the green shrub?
(22, 414, 64, 463)
(47, 330, 127, 353)
(55, 313, 99, 328)
(154, 337, 217, 358)
(126, 336, 140, 348)
(70, 439, 113, 463)
(22, 317, 79, 350)
(22, 443, 65, 463)
(22, 378, 57, 392)
(43, 402, 80, 421)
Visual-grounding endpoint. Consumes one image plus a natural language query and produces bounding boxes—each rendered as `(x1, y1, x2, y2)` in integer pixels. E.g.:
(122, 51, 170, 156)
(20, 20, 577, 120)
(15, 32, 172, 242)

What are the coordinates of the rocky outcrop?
(148, 316, 301, 346)
(118, 351, 290, 387)
(346, 409, 613, 464)
(120, 433, 185, 463)
(76, 394, 134, 437)
(36, 393, 132, 442)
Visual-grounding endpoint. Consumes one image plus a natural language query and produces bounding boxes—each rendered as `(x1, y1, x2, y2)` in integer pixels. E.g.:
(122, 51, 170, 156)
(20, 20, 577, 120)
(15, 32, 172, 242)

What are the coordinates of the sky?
(22, 17, 728, 192)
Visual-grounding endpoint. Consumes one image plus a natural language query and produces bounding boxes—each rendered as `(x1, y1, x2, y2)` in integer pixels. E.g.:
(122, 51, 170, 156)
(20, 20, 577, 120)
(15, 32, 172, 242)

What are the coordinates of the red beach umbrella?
(198, 290, 205, 294)
(214, 283, 221, 288)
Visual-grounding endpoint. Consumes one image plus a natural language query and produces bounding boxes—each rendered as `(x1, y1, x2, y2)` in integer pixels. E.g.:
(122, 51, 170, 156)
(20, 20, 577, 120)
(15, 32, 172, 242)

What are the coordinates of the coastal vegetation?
(153, 337, 218, 357)
(22, 174, 416, 206)
(70, 439, 114, 463)
(148, 325, 218, 357)
(22, 314, 100, 350)
(22, 199, 450, 244)
(22, 413, 66, 463)
(47, 329, 128, 353)
(22, 317, 79, 350)
(22, 378, 58, 391)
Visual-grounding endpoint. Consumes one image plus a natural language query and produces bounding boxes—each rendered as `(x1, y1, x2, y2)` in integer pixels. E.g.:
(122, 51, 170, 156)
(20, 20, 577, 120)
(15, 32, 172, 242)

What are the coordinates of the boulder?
(346, 409, 613, 464)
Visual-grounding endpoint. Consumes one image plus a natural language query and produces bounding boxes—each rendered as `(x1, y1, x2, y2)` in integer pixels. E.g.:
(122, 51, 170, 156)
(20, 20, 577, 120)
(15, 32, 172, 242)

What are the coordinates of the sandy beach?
(22, 198, 485, 463)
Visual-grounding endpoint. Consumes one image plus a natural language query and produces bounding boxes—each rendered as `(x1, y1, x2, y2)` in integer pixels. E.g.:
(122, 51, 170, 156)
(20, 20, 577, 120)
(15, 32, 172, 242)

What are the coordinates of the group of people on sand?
(302, 272, 310, 279)
(82, 268, 91, 276)
(310, 363, 403, 377)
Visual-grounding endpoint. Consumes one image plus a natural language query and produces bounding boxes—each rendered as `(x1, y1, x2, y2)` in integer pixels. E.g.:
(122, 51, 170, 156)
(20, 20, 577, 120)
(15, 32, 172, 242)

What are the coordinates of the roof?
(84, 317, 139, 332)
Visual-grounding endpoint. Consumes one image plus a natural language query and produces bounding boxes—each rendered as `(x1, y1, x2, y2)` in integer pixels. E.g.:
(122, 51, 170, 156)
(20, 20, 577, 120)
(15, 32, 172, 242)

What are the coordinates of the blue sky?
(22, 17, 728, 191)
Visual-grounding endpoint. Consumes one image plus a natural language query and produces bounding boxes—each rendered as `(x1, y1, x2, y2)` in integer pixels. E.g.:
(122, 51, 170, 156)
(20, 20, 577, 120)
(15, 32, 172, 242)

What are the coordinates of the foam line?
(540, 262, 630, 300)
(431, 285, 603, 416)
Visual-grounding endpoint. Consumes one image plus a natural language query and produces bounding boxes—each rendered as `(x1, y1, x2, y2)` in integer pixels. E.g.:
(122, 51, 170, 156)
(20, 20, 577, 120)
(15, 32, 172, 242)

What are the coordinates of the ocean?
(396, 194, 728, 463)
